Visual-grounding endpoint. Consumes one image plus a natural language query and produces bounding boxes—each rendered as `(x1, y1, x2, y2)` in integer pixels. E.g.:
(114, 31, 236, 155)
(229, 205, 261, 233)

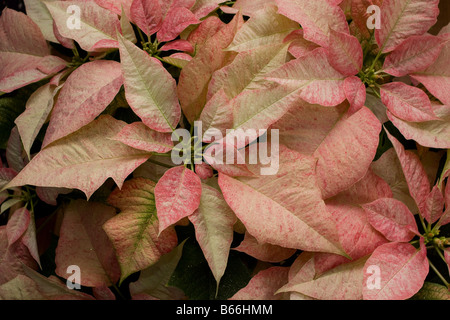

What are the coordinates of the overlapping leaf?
(3, 115, 152, 199)
(103, 177, 178, 283)
(55, 199, 121, 287)
(45, 1, 122, 52)
(43, 60, 123, 147)
(155, 166, 202, 234)
(375, 0, 440, 53)
(118, 34, 181, 132)
(219, 145, 345, 255)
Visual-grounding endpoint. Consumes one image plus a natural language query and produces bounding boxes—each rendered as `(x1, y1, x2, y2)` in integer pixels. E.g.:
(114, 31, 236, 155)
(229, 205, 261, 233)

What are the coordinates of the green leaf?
(411, 282, 450, 300)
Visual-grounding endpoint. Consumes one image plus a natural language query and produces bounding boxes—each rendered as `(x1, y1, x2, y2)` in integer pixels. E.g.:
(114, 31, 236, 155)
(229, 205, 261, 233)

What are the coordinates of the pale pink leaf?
(371, 149, 419, 214)
(225, 5, 299, 52)
(234, 232, 296, 263)
(350, 0, 383, 39)
(385, 129, 431, 213)
(387, 103, 450, 149)
(178, 14, 242, 123)
(363, 198, 418, 242)
(6, 207, 31, 247)
(375, 0, 440, 53)
(315, 107, 381, 199)
(326, 28, 363, 76)
(411, 39, 450, 106)
(272, 102, 381, 199)
(344, 76, 366, 115)
(55, 199, 120, 287)
(52, 20, 74, 49)
(162, 53, 192, 69)
(37, 55, 67, 75)
(23, 0, 59, 43)
(422, 185, 445, 224)
(195, 162, 214, 180)
(363, 242, 429, 300)
(95, 0, 133, 16)
(208, 42, 290, 101)
(188, 184, 236, 286)
(159, 40, 194, 53)
(104, 177, 178, 283)
(199, 90, 233, 143)
(230, 267, 289, 300)
(45, 1, 121, 52)
(279, 255, 368, 300)
(112, 122, 173, 153)
(0, 8, 51, 93)
(189, 0, 222, 19)
(157, 7, 200, 42)
(42, 60, 123, 147)
(231, 0, 277, 17)
(155, 166, 202, 235)
(383, 35, 444, 77)
(275, 0, 349, 48)
(118, 34, 181, 132)
(15, 83, 58, 160)
(22, 267, 95, 300)
(130, 0, 162, 36)
(316, 171, 390, 275)
(283, 29, 319, 59)
(119, 5, 137, 43)
(186, 15, 224, 50)
(380, 82, 438, 122)
(265, 48, 347, 107)
(219, 145, 345, 255)
(4, 115, 152, 200)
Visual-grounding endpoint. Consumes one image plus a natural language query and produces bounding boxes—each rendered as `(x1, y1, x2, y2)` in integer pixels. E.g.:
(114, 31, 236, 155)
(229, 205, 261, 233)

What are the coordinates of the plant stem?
(428, 258, 450, 288)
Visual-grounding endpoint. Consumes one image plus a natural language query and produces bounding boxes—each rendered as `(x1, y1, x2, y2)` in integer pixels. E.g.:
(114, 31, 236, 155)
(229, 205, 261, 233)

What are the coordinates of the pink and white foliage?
(362, 198, 419, 242)
(383, 35, 445, 77)
(155, 166, 202, 235)
(219, 145, 345, 255)
(4, 115, 152, 200)
(326, 28, 363, 76)
(2, 0, 450, 301)
(188, 183, 236, 286)
(375, 0, 440, 53)
(380, 82, 439, 122)
(362, 241, 429, 300)
(344, 76, 366, 115)
(118, 34, 181, 132)
(112, 122, 174, 154)
(43, 60, 124, 147)
(265, 48, 347, 107)
(273, 102, 381, 199)
(0, 8, 61, 93)
(275, 0, 349, 48)
(234, 232, 297, 263)
(45, 1, 122, 52)
(104, 177, 178, 283)
(385, 130, 431, 213)
(230, 267, 290, 300)
(55, 199, 121, 287)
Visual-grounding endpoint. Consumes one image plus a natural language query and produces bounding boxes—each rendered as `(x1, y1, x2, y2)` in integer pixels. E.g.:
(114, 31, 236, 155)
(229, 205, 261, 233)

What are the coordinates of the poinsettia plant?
(0, 0, 450, 300)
